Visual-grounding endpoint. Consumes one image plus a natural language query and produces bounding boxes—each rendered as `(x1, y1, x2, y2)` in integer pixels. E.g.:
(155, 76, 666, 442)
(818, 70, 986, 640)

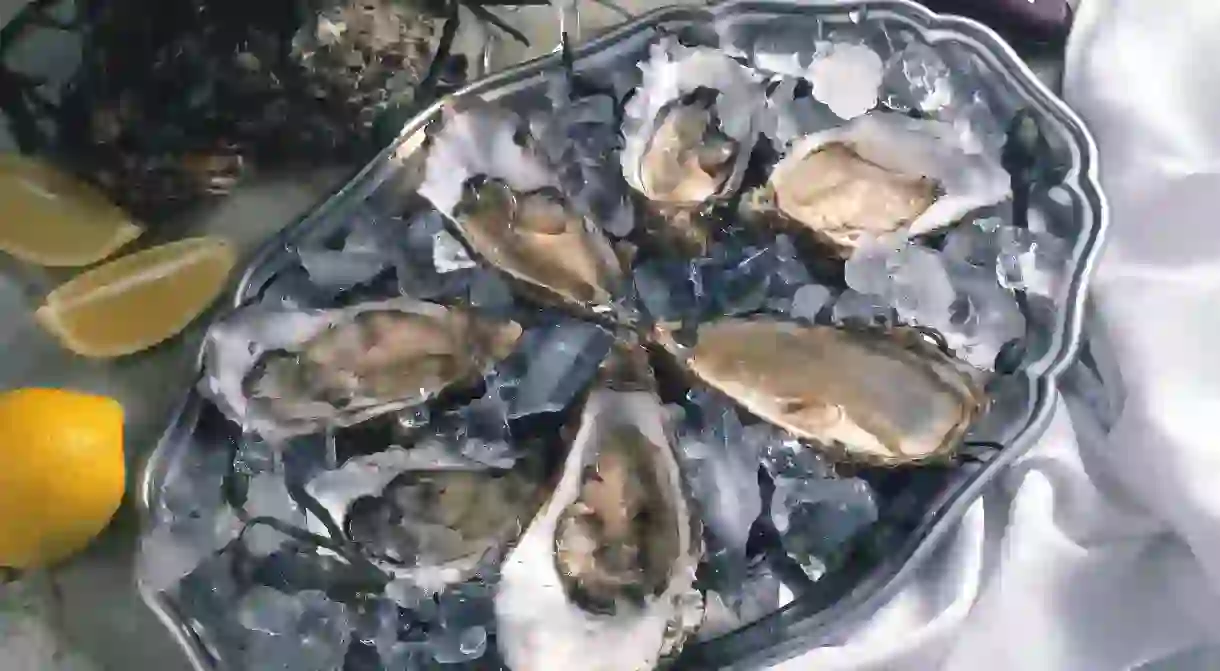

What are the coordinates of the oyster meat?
(760, 112, 1011, 254)
(418, 105, 625, 315)
(495, 350, 703, 671)
(306, 444, 546, 591)
(200, 297, 521, 439)
(657, 319, 985, 464)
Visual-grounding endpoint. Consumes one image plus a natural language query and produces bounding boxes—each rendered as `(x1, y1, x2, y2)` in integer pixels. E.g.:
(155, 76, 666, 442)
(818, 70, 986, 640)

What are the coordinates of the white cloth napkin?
(779, 1, 1220, 668)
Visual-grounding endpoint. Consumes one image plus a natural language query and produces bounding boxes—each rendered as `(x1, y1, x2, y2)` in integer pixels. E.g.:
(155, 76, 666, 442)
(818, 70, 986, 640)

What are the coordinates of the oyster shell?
(418, 105, 625, 316)
(306, 443, 546, 591)
(621, 38, 764, 207)
(756, 111, 1011, 255)
(200, 297, 521, 439)
(495, 350, 703, 670)
(656, 319, 985, 464)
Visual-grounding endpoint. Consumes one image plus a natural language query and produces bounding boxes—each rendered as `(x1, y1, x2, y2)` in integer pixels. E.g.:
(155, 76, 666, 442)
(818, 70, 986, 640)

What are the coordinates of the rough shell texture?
(658, 319, 986, 465)
(763, 111, 1011, 254)
(495, 364, 703, 670)
(199, 297, 521, 440)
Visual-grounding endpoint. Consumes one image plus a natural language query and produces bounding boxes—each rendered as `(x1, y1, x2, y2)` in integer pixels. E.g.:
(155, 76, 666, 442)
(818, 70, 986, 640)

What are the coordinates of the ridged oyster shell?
(656, 319, 985, 464)
(419, 105, 625, 316)
(495, 350, 703, 670)
(200, 297, 521, 440)
(305, 443, 546, 591)
(754, 111, 1011, 255)
(621, 38, 764, 209)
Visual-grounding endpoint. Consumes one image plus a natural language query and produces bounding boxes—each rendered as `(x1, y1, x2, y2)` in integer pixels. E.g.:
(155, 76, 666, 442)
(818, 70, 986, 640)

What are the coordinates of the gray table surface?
(0, 1, 1064, 668)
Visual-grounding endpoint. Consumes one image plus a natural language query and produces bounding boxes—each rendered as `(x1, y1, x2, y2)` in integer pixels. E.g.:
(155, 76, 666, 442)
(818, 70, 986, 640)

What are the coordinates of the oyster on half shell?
(620, 39, 764, 253)
(752, 111, 1011, 255)
(306, 443, 547, 591)
(621, 39, 763, 207)
(419, 105, 625, 316)
(656, 319, 985, 464)
(200, 297, 521, 440)
(495, 349, 703, 671)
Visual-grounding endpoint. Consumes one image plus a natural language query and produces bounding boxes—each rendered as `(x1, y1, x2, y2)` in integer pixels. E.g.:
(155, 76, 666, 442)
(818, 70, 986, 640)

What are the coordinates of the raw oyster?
(752, 111, 1011, 255)
(620, 39, 765, 253)
(655, 319, 985, 464)
(495, 349, 703, 671)
(199, 297, 521, 440)
(622, 38, 764, 206)
(419, 105, 625, 315)
(305, 444, 546, 591)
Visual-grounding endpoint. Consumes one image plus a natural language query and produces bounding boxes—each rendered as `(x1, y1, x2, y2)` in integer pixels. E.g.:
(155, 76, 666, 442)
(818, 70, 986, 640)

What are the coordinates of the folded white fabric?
(779, 1, 1220, 669)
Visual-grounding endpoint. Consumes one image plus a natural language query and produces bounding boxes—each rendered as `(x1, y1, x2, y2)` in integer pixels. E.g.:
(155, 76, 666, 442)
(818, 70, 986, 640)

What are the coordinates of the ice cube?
(942, 260, 1027, 369)
(459, 626, 489, 657)
(395, 406, 433, 433)
(771, 235, 814, 296)
(831, 289, 895, 326)
(500, 320, 614, 419)
(770, 476, 879, 582)
(941, 218, 1004, 267)
(234, 435, 282, 475)
(789, 285, 832, 322)
(889, 244, 955, 320)
(245, 473, 301, 521)
(705, 245, 776, 316)
(950, 90, 1006, 155)
(239, 587, 304, 635)
(429, 583, 495, 663)
(843, 235, 901, 296)
(430, 626, 489, 664)
(450, 393, 515, 468)
(240, 590, 351, 671)
(807, 41, 884, 120)
(432, 230, 477, 273)
(675, 393, 763, 560)
(138, 505, 243, 593)
(698, 562, 782, 640)
(633, 260, 698, 324)
(880, 42, 954, 113)
(351, 596, 401, 662)
(244, 473, 306, 555)
(386, 579, 433, 612)
(161, 438, 235, 523)
(996, 228, 1070, 299)
(761, 78, 843, 148)
(297, 248, 388, 292)
(466, 270, 514, 313)
(258, 266, 333, 309)
(396, 211, 473, 300)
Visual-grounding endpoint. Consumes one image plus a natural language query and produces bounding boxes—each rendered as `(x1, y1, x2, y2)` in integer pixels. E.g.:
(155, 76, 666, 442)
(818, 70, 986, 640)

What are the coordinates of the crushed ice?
(140, 14, 1079, 669)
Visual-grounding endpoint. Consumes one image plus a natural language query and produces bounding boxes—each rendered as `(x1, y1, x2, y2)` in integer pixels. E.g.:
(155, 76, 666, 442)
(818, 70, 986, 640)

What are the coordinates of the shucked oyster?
(495, 349, 703, 671)
(621, 39, 764, 206)
(306, 444, 546, 591)
(200, 297, 521, 439)
(752, 111, 1011, 255)
(418, 105, 625, 316)
(656, 319, 985, 464)
(620, 39, 764, 253)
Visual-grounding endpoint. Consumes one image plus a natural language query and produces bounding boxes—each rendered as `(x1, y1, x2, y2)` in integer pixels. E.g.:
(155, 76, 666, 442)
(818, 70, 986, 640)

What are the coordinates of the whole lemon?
(0, 388, 125, 568)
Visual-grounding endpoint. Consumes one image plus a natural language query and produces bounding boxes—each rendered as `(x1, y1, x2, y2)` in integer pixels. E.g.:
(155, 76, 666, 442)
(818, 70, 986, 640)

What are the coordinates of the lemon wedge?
(35, 236, 237, 358)
(0, 155, 143, 267)
(0, 388, 125, 569)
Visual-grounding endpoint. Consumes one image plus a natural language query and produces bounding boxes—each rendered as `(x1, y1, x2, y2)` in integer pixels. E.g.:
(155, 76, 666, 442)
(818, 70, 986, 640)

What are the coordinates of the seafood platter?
(137, 1, 1106, 670)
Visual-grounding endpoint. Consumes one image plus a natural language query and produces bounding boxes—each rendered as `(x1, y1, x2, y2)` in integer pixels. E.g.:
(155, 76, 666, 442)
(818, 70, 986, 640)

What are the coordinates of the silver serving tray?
(138, 1, 1107, 669)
